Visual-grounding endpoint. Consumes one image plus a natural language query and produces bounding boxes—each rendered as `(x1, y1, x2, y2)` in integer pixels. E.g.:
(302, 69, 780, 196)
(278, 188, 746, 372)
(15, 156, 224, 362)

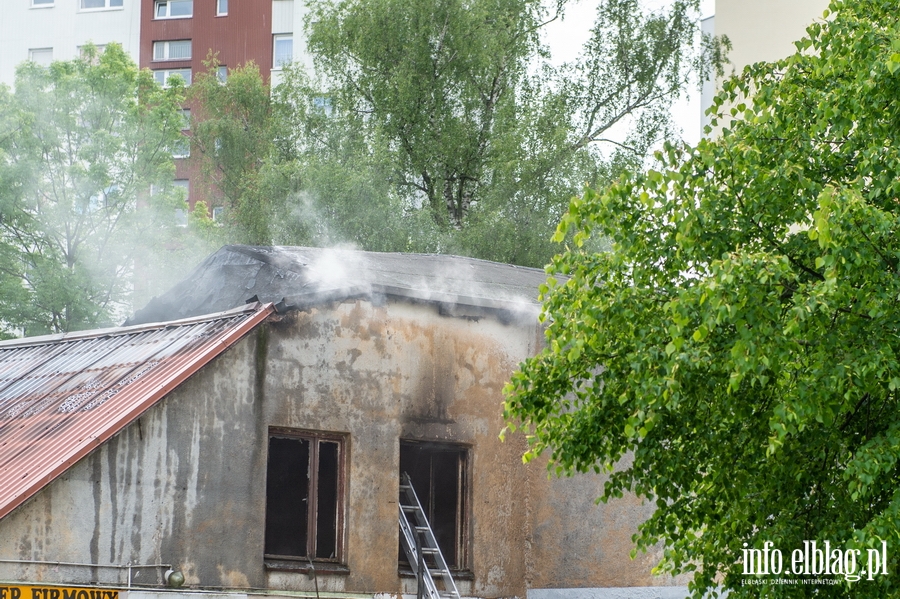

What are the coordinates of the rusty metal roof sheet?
(0, 302, 274, 521)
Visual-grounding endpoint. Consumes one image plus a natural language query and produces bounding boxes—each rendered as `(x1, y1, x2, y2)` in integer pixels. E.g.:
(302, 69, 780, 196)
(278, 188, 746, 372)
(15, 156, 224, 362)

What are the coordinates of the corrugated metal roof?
(0, 302, 274, 521)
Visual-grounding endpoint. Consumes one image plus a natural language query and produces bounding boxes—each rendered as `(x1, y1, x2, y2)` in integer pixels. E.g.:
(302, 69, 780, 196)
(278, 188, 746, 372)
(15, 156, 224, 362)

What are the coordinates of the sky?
(542, 0, 716, 146)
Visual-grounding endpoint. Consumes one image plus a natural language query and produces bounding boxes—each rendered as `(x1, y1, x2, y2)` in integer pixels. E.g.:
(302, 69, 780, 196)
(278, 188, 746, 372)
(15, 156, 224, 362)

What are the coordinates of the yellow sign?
(0, 587, 118, 599)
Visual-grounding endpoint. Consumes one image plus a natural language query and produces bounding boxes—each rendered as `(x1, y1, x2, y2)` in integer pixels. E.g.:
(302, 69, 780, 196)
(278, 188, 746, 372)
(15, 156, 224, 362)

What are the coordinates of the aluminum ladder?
(398, 472, 461, 599)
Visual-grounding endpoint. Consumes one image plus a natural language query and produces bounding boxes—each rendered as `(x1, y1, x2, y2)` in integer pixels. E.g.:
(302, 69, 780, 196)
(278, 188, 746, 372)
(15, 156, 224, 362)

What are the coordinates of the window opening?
(273, 35, 293, 68)
(153, 68, 192, 87)
(265, 430, 345, 562)
(399, 441, 468, 570)
(80, 0, 122, 8)
(313, 96, 333, 117)
(153, 40, 192, 61)
(172, 109, 190, 158)
(155, 0, 192, 18)
(79, 45, 107, 59)
(28, 48, 53, 66)
(172, 179, 190, 222)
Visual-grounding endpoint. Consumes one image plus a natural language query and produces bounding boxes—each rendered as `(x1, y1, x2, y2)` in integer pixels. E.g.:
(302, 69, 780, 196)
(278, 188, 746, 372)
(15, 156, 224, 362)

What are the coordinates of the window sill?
(398, 566, 474, 580)
(155, 15, 192, 20)
(31, 5, 55, 9)
(265, 559, 350, 575)
(79, 7, 125, 12)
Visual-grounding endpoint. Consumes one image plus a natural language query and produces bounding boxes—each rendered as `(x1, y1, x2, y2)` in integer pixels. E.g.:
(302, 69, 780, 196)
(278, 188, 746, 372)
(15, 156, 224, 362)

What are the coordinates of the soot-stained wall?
(0, 298, 679, 596)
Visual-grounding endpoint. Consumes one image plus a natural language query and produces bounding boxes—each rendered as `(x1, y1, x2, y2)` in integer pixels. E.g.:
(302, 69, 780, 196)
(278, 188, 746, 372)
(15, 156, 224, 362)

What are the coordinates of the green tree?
(269, 66, 437, 252)
(187, 59, 278, 245)
(504, 1, 900, 597)
(187, 60, 437, 251)
(285, 0, 718, 266)
(0, 44, 186, 335)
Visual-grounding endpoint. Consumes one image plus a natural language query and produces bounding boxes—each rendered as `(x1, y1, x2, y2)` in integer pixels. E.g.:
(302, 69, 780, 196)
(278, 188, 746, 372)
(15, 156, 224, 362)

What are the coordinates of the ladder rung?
(399, 473, 458, 598)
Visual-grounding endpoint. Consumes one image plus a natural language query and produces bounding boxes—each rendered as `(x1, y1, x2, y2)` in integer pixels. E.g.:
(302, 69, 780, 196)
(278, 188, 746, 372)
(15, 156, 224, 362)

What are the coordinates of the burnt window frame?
(264, 428, 348, 569)
(398, 439, 471, 575)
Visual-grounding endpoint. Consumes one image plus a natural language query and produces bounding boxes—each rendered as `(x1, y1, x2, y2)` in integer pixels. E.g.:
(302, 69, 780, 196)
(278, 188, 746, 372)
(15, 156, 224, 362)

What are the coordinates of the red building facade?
(140, 0, 274, 212)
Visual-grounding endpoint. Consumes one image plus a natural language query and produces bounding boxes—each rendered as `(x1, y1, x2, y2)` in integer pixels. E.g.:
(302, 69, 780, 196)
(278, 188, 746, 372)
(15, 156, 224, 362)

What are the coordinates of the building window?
(80, 0, 123, 8)
(172, 109, 190, 158)
(273, 35, 293, 69)
(153, 68, 192, 87)
(172, 178, 189, 200)
(28, 48, 53, 66)
(265, 429, 346, 562)
(153, 40, 192, 62)
(217, 0, 228, 15)
(313, 96, 333, 117)
(399, 441, 469, 570)
(78, 44, 107, 58)
(178, 108, 191, 130)
(32, 0, 54, 7)
(212, 206, 224, 221)
(217, 65, 228, 83)
(172, 179, 189, 225)
(155, 0, 192, 18)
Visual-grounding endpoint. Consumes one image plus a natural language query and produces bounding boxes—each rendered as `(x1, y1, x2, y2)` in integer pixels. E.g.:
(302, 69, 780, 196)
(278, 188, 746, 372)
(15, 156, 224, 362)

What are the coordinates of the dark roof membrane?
(128, 246, 548, 325)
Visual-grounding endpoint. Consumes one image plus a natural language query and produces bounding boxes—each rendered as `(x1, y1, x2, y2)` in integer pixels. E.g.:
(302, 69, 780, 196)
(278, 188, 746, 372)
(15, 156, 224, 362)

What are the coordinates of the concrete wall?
(269, 0, 315, 87)
(715, 0, 829, 77)
(0, 1, 140, 88)
(0, 299, 681, 596)
(525, 461, 684, 590)
(701, 0, 829, 134)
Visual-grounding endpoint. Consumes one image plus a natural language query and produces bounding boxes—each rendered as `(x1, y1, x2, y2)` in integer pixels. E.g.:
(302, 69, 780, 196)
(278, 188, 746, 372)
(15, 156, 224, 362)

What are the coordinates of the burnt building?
(0, 246, 689, 599)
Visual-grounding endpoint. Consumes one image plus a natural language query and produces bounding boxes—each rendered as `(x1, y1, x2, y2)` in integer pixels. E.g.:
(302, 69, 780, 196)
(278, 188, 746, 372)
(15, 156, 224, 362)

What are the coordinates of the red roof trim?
(0, 303, 269, 349)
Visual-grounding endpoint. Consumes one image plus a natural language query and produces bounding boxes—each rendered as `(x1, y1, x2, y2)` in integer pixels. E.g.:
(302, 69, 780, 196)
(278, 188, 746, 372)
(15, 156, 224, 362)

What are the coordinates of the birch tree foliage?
(188, 60, 278, 246)
(0, 44, 185, 335)
(299, 0, 715, 266)
(505, 1, 900, 597)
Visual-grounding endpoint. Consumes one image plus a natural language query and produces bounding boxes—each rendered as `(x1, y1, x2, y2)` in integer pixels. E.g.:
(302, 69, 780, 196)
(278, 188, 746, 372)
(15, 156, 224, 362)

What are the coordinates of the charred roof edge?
(273, 285, 540, 322)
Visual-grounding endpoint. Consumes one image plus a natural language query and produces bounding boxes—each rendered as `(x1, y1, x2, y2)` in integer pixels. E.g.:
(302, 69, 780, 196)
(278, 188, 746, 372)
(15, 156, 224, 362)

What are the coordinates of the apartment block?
(0, 0, 141, 87)
(140, 0, 276, 212)
(3, 0, 310, 215)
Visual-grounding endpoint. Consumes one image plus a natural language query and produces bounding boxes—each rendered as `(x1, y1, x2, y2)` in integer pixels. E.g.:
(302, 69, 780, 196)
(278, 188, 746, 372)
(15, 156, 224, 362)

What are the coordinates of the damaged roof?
(0, 303, 273, 521)
(128, 245, 550, 325)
